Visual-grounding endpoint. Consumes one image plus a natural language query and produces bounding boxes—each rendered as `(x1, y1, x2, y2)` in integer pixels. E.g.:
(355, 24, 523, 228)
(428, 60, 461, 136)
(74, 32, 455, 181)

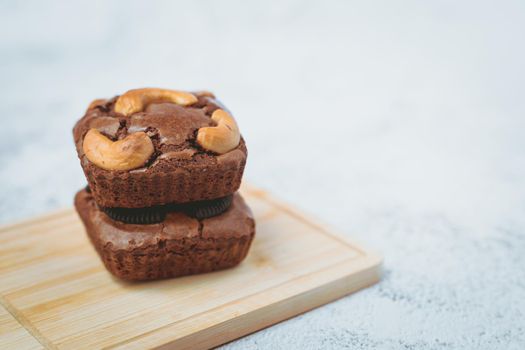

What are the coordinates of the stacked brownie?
(73, 88, 255, 281)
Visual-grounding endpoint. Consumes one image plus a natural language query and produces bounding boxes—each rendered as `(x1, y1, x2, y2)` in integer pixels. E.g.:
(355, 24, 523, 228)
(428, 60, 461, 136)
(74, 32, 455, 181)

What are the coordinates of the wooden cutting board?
(0, 185, 382, 350)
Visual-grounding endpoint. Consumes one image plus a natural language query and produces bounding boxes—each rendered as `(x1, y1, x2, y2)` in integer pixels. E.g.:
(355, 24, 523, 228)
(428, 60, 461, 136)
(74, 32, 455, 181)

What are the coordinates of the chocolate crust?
(73, 93, 247, 208)
(74, 188, 255, 281)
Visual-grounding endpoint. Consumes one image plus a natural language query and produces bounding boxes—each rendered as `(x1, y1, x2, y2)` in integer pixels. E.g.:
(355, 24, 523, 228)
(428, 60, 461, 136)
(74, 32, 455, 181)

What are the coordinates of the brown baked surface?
(74, 188, 255, 281)
(73, 92, 247, 208)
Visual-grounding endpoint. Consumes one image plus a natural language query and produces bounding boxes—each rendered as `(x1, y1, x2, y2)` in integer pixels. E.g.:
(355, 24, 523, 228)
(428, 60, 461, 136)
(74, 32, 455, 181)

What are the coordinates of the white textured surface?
(1, 1, 525, 349)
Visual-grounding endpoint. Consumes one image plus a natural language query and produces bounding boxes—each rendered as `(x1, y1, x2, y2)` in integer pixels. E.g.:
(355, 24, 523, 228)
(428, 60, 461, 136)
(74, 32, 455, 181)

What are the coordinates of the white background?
(1, 1, 524, 348)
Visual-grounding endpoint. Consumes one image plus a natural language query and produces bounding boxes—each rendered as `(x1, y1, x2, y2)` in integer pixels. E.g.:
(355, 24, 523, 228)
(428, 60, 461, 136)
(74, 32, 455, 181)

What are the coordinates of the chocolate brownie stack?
(73, 88, 255, 281)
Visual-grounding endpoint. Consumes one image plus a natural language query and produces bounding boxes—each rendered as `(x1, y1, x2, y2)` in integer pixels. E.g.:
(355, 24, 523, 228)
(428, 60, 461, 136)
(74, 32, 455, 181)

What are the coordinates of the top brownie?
(73, 88, 247, 208)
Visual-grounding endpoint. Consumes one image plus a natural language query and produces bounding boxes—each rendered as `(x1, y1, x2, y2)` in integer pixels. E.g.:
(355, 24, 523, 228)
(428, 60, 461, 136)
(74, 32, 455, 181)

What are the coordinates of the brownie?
(74, 188, 255, 281)
(73, 90, 247, 208)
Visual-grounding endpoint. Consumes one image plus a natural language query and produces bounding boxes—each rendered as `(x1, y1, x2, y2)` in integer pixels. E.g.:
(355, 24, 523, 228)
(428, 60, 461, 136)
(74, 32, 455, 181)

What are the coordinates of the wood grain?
(0, 186, 382, 349)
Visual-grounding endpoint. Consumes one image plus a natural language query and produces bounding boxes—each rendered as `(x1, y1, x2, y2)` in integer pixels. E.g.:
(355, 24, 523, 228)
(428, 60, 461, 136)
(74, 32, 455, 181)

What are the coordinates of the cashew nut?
(86, 99, 107, 112)
(83, 128, 154, 171)
(197, 109, 240, 154)
(114, 88, 197, 116)
(194, 90, 215, 98)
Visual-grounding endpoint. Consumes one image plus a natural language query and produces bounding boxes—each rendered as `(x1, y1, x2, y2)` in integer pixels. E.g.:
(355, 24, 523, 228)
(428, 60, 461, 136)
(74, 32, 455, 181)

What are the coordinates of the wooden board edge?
(0, 299, 46, 350)
(110, 253, 382, 350)
(159, 254, 382, 350)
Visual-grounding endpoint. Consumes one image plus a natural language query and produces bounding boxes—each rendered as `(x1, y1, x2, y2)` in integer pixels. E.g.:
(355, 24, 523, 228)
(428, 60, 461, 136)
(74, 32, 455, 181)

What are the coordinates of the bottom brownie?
(74, 188, 255, 281)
